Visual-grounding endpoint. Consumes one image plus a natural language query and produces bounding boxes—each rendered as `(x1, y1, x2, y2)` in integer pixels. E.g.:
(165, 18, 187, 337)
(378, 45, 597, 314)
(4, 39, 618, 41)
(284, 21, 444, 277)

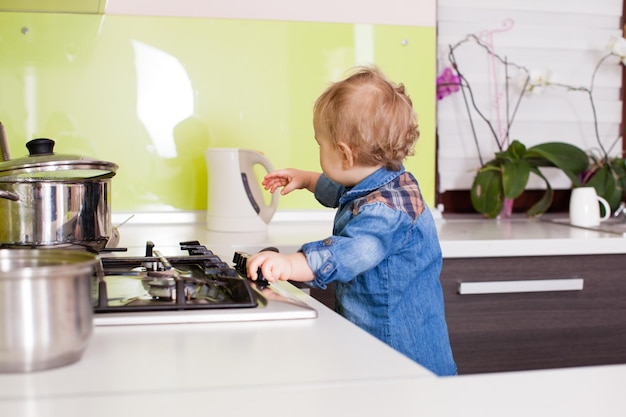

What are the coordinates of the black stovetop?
(94, 241, 257, 313)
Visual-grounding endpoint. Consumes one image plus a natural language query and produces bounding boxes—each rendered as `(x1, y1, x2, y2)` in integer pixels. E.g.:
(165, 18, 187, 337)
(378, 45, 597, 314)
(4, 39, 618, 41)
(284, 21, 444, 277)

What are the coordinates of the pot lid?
(0, 138, 118, 181)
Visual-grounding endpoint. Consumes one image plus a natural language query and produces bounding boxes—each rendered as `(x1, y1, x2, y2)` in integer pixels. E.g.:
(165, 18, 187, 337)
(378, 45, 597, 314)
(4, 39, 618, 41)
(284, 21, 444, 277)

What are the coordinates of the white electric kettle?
(205, 148, 279, 232)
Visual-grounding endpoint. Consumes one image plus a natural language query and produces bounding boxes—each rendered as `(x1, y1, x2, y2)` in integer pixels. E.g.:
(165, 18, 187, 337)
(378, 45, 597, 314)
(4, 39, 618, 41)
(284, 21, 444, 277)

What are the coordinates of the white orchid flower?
(515, 68, 553, 95)
(512, 71, 529, 91)
(607, 36, 626, 64)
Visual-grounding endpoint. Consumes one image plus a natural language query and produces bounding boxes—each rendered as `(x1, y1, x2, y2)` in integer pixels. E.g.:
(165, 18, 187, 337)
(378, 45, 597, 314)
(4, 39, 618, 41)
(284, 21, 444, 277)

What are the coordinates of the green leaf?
(525, 167, 553, 217)
(524, 142, 589, 184)
(470, 168, 504, 218)
(501, 159, 530, 199)
(495, 140, 526, 161)
(479, 160, 504, 172)
(608, 158, 626, 189)
(584, 164, 620, 211)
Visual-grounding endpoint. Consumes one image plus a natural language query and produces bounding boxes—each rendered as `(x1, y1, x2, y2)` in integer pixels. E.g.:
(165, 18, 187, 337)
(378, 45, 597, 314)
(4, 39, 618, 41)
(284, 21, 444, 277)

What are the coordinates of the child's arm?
(262, 169, 321, 195)
(246, 251, 315, 283)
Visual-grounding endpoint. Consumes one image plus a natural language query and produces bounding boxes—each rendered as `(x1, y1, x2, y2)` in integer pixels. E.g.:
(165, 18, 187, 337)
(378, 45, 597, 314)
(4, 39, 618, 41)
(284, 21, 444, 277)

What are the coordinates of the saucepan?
(0, 249, 98, 373)
(0, 123, 118, 251)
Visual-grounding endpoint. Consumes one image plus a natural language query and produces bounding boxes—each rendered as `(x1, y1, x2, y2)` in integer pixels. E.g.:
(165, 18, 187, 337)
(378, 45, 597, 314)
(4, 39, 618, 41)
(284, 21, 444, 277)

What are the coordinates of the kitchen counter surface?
(0, 296, 436, 416)
(436, 213, 626, 258)
(2, 210, 626, 416)
(109, 209, 626, 259)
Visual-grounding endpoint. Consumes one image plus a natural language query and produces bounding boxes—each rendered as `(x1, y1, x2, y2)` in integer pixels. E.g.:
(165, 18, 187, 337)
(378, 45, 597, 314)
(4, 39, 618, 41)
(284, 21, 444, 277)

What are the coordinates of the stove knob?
(255, 268, 270, 289)
(232, 251, 249, 275)
(232, 251, 243, 266)
(232, 249, 277, 288)
(253, 248, 278, 286)
(260, 246, 279, 253)
(145, 241, 155, 257)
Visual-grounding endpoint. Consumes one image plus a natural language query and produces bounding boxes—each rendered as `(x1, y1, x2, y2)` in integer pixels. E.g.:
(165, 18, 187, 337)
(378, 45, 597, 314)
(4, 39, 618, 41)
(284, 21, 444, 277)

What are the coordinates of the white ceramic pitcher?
(569, 187, 611, 227)
(205, 148, 279, 232)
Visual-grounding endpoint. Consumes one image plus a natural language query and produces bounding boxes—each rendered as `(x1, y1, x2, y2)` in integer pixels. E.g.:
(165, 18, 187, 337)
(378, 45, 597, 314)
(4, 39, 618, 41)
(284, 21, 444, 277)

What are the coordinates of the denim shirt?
(301, 166, 457, 376)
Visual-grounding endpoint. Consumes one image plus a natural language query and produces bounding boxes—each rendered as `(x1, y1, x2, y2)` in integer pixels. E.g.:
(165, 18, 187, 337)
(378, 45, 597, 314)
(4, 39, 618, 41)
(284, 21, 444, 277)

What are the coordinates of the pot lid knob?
(0, 137, 118, 180)
(26, 138, 55, 156)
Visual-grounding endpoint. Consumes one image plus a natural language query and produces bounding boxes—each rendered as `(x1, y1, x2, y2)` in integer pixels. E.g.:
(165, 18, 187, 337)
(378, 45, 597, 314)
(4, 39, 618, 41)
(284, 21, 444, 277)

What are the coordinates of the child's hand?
(262, 169, 321, 195)
(262, 169, 302, 195)
(246, 251, 293, 283)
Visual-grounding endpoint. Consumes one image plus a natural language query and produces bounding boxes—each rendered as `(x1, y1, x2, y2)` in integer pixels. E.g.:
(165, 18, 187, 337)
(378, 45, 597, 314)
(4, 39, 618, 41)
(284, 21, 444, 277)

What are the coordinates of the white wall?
(437, 0, 624, 192)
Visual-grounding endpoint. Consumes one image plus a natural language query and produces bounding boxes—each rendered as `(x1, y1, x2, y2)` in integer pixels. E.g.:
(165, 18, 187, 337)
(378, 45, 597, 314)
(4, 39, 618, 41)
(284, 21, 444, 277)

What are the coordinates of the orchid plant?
(437, 34, 626, 218)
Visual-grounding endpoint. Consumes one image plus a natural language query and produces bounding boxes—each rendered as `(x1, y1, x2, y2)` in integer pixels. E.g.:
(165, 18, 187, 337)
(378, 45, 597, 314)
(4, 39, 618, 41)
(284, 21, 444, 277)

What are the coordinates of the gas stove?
(93, 241, 317, 326)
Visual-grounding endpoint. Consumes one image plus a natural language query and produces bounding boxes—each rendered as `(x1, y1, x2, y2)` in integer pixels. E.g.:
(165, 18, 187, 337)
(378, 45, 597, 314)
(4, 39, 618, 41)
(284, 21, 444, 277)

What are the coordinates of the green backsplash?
(0, 12, 436, 212)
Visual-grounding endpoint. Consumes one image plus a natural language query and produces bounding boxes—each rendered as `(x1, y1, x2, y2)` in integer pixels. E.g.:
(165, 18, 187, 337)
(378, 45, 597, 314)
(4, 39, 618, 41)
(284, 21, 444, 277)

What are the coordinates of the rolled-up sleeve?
(314, 174, 344, 208)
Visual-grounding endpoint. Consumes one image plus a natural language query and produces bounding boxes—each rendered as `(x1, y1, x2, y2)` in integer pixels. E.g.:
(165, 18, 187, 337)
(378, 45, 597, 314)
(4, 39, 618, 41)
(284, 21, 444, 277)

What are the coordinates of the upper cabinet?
(0, 0, 104, 14)
(103, 0, 435, 26)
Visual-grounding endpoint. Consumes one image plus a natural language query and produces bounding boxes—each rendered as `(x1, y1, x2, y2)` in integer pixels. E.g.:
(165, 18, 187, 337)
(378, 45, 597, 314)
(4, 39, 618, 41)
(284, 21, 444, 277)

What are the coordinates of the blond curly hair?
(313, 66, 419, 171)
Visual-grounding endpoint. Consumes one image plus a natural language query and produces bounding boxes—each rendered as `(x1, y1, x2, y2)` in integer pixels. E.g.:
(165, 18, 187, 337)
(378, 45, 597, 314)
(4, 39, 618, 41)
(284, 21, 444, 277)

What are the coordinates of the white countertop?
(3, 361, 625, 416)
(109, 210, 626, 258)
(2, 210, 626, 416)
(0, 297, 435, 416)
(437, 214, 626, 257)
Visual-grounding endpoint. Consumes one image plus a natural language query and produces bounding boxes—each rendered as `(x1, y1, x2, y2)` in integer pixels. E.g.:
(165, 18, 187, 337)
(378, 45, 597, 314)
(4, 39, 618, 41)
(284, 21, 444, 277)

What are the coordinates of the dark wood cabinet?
(441, 254, 626, 374)
(295, 253, 626, 375)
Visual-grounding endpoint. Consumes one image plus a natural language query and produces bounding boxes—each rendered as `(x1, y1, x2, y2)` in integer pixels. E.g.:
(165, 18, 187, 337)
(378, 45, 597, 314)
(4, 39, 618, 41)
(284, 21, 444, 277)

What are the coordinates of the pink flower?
(436, 67, 461, 100)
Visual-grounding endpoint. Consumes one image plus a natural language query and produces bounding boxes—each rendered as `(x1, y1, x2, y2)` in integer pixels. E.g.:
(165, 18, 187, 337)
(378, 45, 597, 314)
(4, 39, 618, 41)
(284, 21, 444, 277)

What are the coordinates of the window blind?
(436, 0, 624, 193)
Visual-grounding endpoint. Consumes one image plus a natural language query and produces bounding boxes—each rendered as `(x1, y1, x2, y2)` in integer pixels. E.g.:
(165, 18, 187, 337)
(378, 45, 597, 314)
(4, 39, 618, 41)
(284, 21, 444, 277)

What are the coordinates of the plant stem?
(447, 35, 531, 158)
(443, 34, 624, 168)
(588, 54, 613, 161)
(449, 47, 502, 155)
(504, 56, 510, 146)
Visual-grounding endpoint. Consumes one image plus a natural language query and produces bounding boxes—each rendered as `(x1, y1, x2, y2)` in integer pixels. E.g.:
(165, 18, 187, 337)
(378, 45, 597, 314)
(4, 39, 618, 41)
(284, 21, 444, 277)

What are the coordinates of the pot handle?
(0, 190, 20, 201)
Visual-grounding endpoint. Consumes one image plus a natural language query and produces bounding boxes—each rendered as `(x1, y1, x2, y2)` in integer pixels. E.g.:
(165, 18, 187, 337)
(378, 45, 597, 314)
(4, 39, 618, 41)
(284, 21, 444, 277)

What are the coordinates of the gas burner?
(94, 241, 257, 313)
(92, 240, 317, 326)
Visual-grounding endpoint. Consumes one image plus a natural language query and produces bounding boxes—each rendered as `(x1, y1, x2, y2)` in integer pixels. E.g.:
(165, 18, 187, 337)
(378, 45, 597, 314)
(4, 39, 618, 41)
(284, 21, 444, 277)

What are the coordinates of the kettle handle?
(239, 150, 279, 224)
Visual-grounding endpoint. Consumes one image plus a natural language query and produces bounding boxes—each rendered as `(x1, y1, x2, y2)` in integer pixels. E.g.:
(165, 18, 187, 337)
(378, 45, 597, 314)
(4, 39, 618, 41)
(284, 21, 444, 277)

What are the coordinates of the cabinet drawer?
(441, 254, 626, 374)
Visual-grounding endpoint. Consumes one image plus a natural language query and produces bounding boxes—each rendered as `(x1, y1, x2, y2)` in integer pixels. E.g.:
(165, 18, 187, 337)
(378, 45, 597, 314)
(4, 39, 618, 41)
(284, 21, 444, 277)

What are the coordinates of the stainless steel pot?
(0, 132, 118, 252)
(0, 249, 98, 373)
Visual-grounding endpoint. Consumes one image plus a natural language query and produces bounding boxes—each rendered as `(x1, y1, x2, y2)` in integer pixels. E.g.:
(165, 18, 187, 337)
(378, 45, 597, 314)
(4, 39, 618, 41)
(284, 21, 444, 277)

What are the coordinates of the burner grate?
(93, 241, 257, 313)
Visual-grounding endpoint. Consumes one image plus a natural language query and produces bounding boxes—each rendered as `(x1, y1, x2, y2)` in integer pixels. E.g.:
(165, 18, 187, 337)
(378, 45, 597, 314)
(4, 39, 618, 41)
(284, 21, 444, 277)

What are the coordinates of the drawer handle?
(457, 278, 584, 295)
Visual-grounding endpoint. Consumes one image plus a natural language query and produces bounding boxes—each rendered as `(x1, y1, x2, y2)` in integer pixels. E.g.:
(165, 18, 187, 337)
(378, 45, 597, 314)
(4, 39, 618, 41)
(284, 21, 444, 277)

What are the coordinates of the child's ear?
(337, 142, 354, 170)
